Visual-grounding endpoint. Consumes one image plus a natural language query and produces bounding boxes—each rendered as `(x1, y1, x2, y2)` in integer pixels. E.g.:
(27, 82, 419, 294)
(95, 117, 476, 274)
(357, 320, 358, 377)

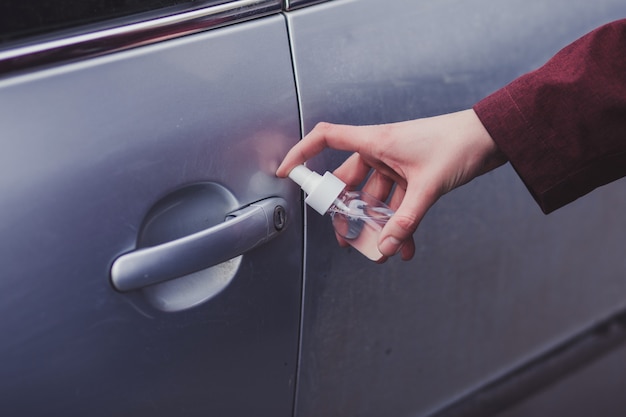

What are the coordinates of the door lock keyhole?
(273, 205, 286, 231)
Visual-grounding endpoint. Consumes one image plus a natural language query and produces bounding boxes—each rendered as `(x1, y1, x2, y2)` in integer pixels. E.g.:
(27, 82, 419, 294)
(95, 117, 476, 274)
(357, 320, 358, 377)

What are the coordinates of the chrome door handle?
(111, 197, 288, 292)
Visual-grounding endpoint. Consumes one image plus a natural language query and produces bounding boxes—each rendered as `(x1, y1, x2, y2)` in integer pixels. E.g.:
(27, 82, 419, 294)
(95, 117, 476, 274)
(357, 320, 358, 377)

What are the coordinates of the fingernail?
(379, 236, 401, 256)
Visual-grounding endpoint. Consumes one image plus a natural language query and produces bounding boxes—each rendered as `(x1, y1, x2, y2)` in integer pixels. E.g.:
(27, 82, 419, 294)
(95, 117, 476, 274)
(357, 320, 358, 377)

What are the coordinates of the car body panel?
(287, 1, 626, 416)
(0, 14, 302, 416)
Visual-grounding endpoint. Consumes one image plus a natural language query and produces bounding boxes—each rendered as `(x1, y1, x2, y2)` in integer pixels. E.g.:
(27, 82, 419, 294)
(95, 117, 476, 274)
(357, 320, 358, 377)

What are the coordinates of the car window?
(0, 0, 230, 46)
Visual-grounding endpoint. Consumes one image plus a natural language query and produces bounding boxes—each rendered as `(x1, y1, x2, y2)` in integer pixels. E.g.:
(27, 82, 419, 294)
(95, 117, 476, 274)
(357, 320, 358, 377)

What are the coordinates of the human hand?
(276, 109, 507, 261)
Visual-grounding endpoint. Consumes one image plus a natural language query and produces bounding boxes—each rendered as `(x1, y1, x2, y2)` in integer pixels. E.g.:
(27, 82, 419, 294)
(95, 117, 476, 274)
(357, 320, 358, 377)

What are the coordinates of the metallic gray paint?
(0, 15, 301, 416)
(3, 0, 626, 415)
(287, 1, 626, 416)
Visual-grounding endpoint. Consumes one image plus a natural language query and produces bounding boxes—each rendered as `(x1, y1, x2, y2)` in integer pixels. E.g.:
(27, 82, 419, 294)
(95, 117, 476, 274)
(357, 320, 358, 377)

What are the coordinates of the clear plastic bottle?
(287, 165, 394, 261)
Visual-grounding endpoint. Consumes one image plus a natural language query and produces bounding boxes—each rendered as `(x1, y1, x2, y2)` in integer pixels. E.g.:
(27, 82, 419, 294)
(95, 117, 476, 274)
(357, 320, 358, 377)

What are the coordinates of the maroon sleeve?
(473, 19, 626, 214)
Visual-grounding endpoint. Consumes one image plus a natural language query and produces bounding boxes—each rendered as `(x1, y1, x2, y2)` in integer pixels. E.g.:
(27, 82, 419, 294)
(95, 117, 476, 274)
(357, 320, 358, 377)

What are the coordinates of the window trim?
(284, 0, 331, 11)
(0, 0, 280, 77)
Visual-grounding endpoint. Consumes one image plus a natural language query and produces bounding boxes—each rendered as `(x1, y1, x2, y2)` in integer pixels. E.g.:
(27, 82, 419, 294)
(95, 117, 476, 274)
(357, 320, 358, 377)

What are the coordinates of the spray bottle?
(287, 165, 395, 261)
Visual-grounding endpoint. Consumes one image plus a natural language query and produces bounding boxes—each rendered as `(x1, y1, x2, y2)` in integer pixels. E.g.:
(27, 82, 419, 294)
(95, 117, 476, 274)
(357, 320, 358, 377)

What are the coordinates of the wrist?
(465, 109, 508, 175)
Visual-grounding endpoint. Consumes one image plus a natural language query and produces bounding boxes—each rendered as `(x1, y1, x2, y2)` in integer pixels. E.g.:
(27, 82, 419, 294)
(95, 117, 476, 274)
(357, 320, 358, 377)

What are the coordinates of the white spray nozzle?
(288, 165, 346, 215)
(288, 165, 320, 194)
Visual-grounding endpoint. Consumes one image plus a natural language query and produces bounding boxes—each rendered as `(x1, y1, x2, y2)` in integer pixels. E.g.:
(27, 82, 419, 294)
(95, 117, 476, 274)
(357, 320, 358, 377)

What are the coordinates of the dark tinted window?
(0, 0, 227, 45)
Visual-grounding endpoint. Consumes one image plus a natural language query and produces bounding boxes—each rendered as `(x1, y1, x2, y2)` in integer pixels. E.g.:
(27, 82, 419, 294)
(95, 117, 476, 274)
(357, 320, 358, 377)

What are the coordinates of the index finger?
(276, 122, 366, 177)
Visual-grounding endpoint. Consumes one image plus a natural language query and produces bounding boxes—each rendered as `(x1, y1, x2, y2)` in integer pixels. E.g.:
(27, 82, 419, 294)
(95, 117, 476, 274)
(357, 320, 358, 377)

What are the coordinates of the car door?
(0, 1, 302, 416)
(286, 0, 626, 416)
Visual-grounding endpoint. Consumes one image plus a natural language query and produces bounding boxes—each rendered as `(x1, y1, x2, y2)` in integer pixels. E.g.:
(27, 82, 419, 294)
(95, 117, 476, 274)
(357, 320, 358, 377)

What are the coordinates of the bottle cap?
(288, 165, 346, 215)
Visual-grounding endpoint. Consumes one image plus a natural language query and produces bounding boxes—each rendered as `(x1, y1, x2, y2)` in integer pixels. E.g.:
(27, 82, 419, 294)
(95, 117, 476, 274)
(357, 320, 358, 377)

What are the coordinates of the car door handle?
(111, 197, 288, 292)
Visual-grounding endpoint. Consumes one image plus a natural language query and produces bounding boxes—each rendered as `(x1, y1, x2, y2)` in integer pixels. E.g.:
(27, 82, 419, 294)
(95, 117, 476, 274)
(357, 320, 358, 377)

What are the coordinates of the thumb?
(378, 183, 437, 258)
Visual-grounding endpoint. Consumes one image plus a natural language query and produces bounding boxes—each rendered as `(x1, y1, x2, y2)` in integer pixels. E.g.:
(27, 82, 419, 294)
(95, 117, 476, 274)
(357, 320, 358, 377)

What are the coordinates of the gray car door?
(0, 2, 302, 416)
(286, 0, 626, 416)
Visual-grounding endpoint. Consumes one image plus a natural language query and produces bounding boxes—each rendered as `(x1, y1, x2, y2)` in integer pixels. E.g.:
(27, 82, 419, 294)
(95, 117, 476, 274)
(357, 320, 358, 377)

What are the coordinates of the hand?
(276, 109, 507, 260)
